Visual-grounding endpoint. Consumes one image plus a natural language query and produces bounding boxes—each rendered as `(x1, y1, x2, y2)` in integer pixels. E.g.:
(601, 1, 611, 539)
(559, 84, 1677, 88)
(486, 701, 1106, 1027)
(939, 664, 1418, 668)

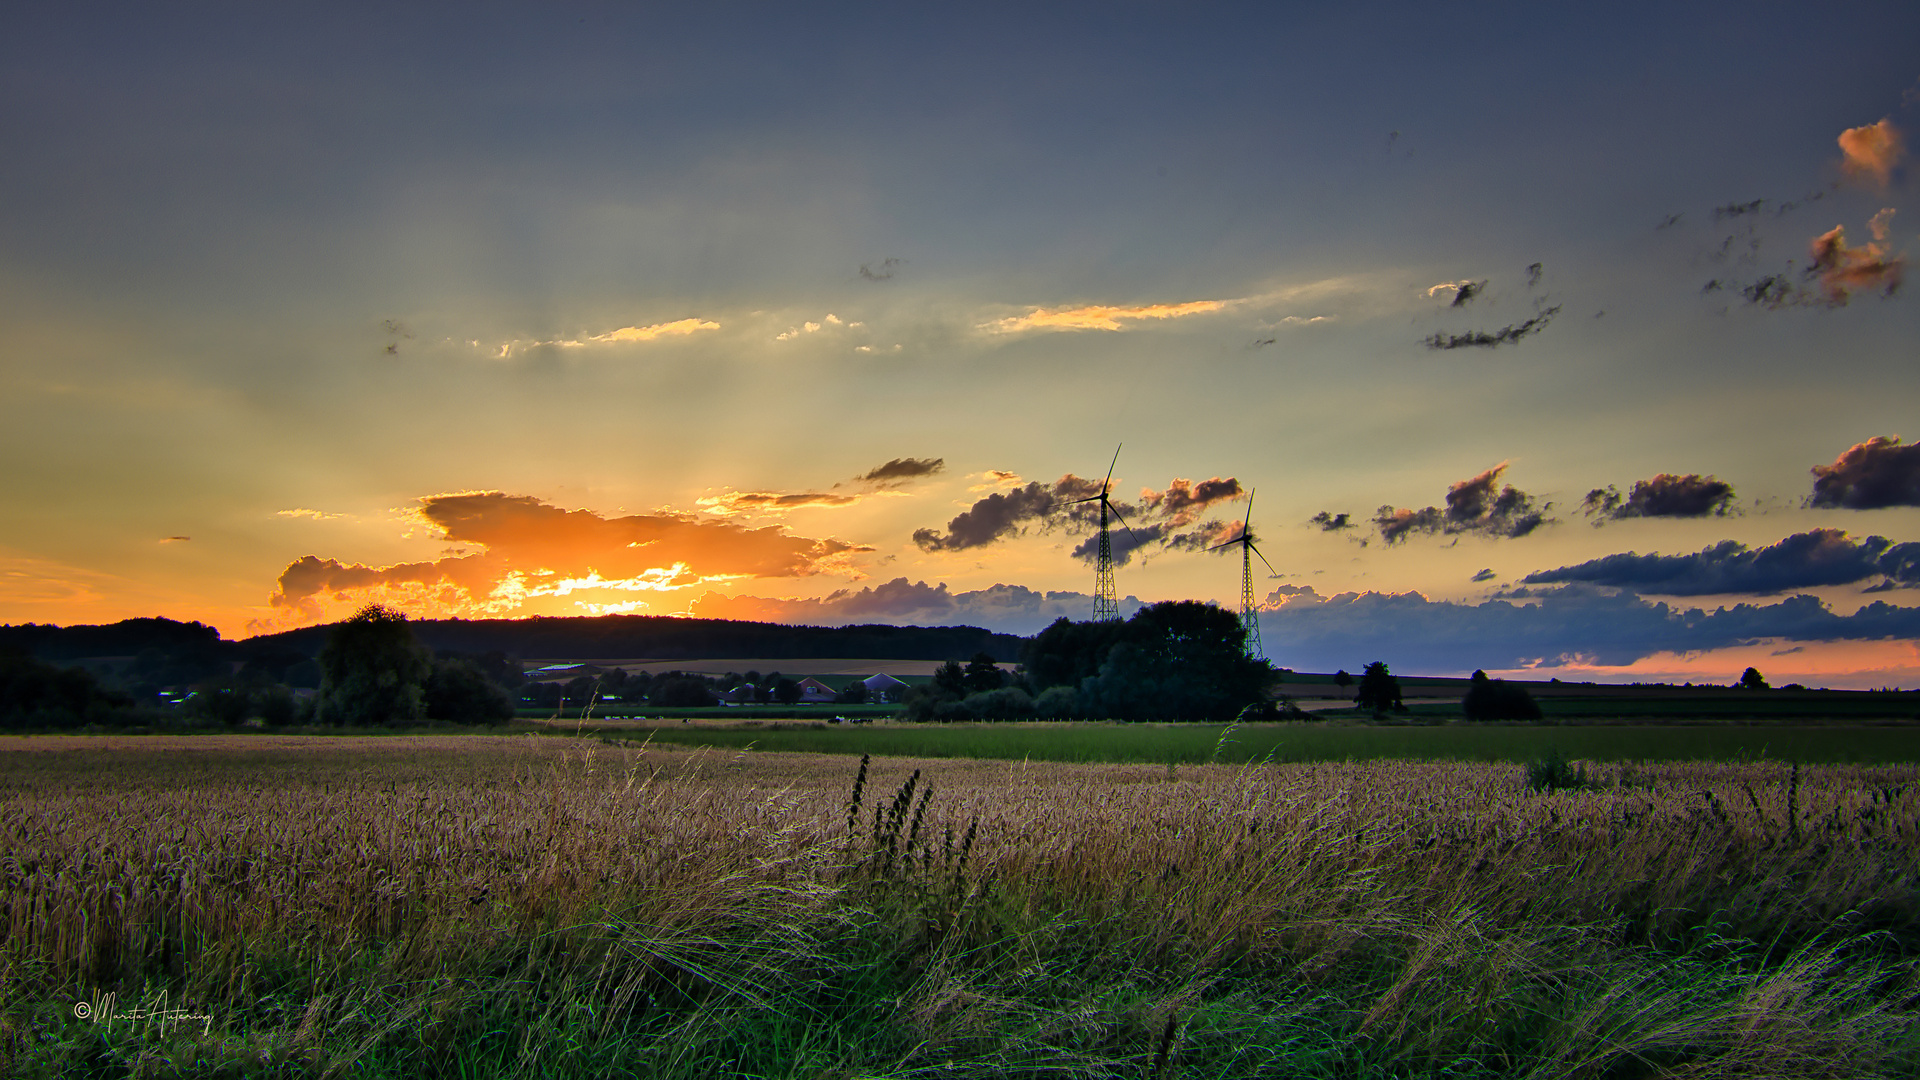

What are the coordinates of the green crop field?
(581, 718, 1920, 765)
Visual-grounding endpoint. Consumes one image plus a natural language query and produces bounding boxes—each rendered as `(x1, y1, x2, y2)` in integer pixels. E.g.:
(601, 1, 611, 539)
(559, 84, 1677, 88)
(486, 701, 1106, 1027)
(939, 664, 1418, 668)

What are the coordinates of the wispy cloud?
(277, 508, 345, 521)
(1422, 306, 1560, 350)
(491, 318, 720, 358)
(858, 457, 944, 485)
(775, 313, 863, 341)
(159, 536, 191, 544)
(696, 458, 942, 518)
(697, 491, 868, 515)
(858, 257, 903, 281)
(982, 298, 1230, 334)
(1808, 209, 1904, 304)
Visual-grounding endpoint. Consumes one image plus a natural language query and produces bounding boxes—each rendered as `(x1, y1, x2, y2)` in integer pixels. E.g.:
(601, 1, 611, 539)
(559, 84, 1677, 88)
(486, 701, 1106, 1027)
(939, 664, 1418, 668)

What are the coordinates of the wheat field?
(1, 733, 1916, 1077)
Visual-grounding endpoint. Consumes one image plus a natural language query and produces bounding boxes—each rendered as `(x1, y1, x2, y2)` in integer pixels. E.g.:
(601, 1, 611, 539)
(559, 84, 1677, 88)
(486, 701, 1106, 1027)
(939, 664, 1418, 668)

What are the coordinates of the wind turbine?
(1210, 488, 1275, 659)
(1074, 445, 1136, 623)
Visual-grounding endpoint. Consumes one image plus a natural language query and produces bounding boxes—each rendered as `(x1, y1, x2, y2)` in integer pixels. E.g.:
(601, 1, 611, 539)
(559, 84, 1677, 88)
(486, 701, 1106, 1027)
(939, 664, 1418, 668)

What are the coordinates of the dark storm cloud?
(913, 471, 1243, 560)
(1583, 474, 1736, 521)
(1521, 529, 1920, 596)
(1422, 306, 1560, 350)
(857, 457, 944, 485)
(1656, 213, 1684, 230)
(1714, 199, 1766, 221)
(858, 257, 903, 281)
(1525, 263, 1543, 289)
(1259, 584, 1920, 674)
(1450, 280, 1486, 308)
(912, 479, 1087, 552)
(1471, 568, 1497, 583)
(1809, 436, 1920, 509)
(1310, 511, 1354, 532)
(1375, 464, 1550, 544)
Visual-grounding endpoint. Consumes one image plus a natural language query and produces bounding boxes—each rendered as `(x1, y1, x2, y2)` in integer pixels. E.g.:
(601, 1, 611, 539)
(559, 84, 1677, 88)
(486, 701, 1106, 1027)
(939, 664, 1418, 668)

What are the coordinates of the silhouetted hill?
(247, 615, 1025, 663)
(3, 615, 1024, 665)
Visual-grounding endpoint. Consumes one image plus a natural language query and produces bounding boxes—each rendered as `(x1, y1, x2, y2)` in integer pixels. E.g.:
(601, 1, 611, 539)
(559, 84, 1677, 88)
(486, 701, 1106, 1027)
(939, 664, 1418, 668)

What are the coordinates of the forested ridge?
(2, 614, 1025, 665)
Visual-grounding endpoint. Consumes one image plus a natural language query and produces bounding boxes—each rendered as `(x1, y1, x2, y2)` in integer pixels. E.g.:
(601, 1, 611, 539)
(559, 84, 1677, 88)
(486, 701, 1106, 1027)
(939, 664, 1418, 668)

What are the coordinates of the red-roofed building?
(795, 677, 837, 703)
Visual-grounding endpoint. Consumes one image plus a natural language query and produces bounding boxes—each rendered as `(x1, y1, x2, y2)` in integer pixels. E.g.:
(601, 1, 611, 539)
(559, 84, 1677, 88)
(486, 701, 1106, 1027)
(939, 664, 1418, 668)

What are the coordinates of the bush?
(1034, 685, 1079, 719)
(963, 686, 1036, 721)
(1462, 670, 1543, 721)
(1526, 748, 1589, 792)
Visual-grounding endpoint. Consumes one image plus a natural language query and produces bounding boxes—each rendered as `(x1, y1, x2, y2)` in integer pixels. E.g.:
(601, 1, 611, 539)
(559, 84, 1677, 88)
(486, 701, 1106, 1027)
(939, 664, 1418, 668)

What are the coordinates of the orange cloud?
(697, 491, 867, 516)
(969, 470, 1023, 491)
(983, 299, 1229, 333)
(276, 508, 344, 520)
(1838, 119, 1903, 187)
(493, 318, 720, 358)
(268, 491, 870, 621)
(1808, 209, 1904, 304)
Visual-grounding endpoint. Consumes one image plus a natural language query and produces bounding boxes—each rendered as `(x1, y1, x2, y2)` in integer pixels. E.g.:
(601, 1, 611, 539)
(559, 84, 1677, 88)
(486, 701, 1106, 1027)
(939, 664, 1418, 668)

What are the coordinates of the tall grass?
(0, 735, 1916, 1077)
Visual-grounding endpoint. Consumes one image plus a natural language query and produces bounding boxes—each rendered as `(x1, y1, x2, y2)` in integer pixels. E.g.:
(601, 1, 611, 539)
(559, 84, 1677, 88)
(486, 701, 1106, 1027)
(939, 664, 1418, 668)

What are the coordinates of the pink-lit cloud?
(1838, 118, 1903, 187)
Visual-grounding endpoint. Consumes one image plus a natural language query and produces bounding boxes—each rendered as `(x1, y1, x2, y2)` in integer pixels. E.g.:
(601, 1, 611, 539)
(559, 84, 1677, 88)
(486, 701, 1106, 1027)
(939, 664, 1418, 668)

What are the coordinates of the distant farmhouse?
(795, 677, 837, 703)
(861, 673, 909, 703)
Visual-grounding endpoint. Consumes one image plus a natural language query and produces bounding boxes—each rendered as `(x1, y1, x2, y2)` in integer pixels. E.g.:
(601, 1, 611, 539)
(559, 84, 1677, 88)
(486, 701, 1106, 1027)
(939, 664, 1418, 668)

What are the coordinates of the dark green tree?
(426, 658, 516, 723)
(650, 675, 716, 708)
(1354, 661, 1403, 716)
(836, 680, 869, 705)
(1461, 669, 1542, 721)
(1332, 669, 1353, 690)
(1021, 618, 1130, 692)
(315, 605, 433, 726)
(772, 677, 802, 705)
(932, 660, 968, 698)
(963, 652, 1006, 694)
(1, 652, 137, 730)
(1738, 667, 1769, 690)
(1076, 601, 1277, 721)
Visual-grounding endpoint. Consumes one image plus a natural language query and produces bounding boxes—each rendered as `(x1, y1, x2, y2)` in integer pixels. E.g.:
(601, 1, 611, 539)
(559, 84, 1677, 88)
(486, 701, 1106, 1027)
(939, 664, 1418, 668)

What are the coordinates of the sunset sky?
(5, 3, 1920, 687)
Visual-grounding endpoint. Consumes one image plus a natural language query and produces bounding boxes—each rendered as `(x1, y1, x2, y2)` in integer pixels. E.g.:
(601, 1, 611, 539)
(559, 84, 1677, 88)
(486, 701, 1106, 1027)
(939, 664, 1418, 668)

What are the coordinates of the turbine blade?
(1244, 488, 1255, 528)
(1251, 543, 1277, 576)
(1109, 501, 1139, 543)
(1104, 443, 1123, 489)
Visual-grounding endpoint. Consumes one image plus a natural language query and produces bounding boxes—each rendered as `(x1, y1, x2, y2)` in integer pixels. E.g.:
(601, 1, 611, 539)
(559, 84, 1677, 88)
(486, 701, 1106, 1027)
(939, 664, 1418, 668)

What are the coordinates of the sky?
(4, 2, 1920, 687)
